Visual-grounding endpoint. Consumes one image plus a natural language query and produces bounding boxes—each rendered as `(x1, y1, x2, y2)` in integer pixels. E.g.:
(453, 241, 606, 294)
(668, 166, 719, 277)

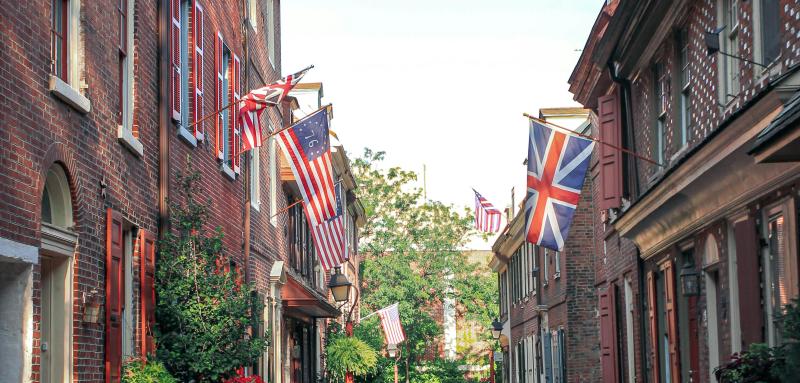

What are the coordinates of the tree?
(155, 164, 267, 382)
(351, 149, 498, 382)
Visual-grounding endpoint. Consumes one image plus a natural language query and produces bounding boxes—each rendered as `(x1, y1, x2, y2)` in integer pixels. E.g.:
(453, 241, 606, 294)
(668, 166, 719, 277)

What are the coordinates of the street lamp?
(328, 266, 352, 303)
(680, 262, 700, 296)
(387, 343, 400, 383)
(491, 318, 503, 340)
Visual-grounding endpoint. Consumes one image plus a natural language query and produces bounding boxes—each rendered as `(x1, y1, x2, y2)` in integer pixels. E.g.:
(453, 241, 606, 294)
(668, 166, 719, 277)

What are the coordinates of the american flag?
(378, 303, 405, 345)
(473, 189, 502, 233)
(525, 120, 594, 251)
(308, 184, 347, 271)
(276, 107, 337, 227)
(238, 66, 311, 153)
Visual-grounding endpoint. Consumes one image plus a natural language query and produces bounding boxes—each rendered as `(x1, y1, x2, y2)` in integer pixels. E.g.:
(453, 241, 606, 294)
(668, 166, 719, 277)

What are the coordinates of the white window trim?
(50, 0, 91, 114)
(251, 147, 261, 210)
(117, 0, 142, 157)
(269, 133, 278, 225)
(247, 0, 258, 30)
(176, 0, 197, 148)
(624, 278, 636, 383)
(266, 0, 275, 68)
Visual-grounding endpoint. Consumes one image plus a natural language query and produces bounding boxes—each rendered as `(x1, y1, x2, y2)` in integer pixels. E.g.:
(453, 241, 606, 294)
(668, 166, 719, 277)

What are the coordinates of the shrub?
(122, 359, 177, 383)
(326, 335, 379, 381)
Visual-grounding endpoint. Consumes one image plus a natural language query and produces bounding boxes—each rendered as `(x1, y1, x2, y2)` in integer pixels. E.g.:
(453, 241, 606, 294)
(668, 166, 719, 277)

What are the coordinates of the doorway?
(40, 255, 72, 383)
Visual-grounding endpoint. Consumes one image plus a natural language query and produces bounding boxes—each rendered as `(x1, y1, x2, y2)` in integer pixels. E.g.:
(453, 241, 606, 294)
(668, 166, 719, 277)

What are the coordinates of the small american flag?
(276, 107, 337, 227)
(308, 184, 347, 271)
(239, 66, 311, 153)
(473, 189, 502, 233)
(378, 303, 405, 345)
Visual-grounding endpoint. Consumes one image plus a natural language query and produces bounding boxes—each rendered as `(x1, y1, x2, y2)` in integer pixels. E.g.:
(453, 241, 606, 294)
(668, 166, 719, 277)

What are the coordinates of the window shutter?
(232, 54, 241, 174)
(105, 209, 124, 383)
(599, 286, 618, 383)
(543, 330, 553, 381)
(170, 0, 181, 121)
(662, 261, 681, 383)
(139, 230, 157, 358)
(192, 1, 205, 140)
(735, 218, 764, 346)
(597, 90, 622, 210)
(558, 329, 566, 381)
(646, 271, 660, 383)
(215, 31, 224, 159)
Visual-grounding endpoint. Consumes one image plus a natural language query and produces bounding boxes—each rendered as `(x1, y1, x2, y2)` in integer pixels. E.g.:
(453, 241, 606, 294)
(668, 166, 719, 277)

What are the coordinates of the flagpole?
(523, 113, 664, 168)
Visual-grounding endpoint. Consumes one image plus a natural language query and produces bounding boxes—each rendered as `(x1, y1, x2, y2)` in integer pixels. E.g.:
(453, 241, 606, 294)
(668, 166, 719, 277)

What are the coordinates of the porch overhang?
(750, 90, 800, 163)
(614, 81, 800, 260)
(281, 273, 340, 320)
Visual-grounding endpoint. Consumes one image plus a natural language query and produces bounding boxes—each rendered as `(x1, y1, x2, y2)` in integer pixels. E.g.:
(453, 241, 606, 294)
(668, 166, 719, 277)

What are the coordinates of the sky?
(282, 0, 603, 250)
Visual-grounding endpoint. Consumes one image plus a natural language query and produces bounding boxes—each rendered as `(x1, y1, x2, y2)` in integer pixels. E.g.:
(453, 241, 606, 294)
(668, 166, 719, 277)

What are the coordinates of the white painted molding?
(0, 236, 38, 264)
(117, 126, 144, 158)
(49, 75, 91, 114)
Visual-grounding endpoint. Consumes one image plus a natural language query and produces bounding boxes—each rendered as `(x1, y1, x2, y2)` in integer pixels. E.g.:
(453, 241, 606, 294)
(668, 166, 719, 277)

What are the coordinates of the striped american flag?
(473, 189, 502, 233)
(276, 107, 337, 226)
(378, 303, 405, 345)
(308, 184, 347, 271)
(238, 66, 311, 154)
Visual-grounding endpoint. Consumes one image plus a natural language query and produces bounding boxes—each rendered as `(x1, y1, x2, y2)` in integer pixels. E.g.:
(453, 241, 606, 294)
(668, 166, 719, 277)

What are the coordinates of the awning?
(750, 89, 800, 163)
(281, 272, 340, 320)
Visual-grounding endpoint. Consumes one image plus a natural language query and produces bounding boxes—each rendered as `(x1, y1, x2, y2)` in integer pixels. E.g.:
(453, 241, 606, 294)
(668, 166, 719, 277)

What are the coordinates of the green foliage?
(122, 359, 177, 383)
(714, 300, 800, 382)
(351, 148, 498, 382)
(325, 334, 379, 381)
(412, 359, 473, 383)
(155, 163, 267, 382)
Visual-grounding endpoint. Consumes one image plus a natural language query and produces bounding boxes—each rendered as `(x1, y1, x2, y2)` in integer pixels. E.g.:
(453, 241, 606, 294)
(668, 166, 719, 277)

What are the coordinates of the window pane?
(762, 0, 781, 64)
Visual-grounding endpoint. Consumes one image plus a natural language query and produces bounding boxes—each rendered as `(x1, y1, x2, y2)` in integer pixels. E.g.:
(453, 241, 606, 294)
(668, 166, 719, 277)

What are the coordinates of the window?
(250, 148, 261, 209)
(755, 0, 781, 66)
(653, 62, 667, 165)
(215, 32, 240, 177)
(677, 29, 691, 149)
(221, 47, 231, 162)
(528, 243, 537, 295)
(247, 0, 258, 29)
(763, 200, 799, 347)
(51, 0, 68, 80)
(624, 278, 636, 383)
(266, 0, 275, 66)
(520, 246, 528, 298)
(553, 250, 561, 278)
(499, 270, 508, 319)
(543, 248, 549, 286)
(116, 0, 141, 155)
(173, 0, 206, 145)
(720, 0, 741, 102)
(269, 132, 278, 225)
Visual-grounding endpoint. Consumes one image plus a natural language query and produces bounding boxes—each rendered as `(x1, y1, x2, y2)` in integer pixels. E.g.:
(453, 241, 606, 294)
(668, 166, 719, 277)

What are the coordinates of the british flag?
(524, 120, 594, 251)
(238, 66, 312, 153)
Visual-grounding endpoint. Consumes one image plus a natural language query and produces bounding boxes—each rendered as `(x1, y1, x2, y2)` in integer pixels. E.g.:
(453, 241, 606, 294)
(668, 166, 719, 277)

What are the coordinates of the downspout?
(158, 0, 170, 240)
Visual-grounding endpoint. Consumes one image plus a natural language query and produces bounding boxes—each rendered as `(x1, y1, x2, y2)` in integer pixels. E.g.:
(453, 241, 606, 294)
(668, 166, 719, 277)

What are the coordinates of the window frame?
(762, 198, 799, 347)
(653, 61, 667, 165)
(677, 28, 691, 149)
(51, 0, 69, 81)
(250, 147, 261, 210)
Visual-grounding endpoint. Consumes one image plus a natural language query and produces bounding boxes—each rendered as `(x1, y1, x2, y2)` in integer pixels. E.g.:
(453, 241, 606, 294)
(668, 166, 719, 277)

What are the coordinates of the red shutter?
(139, 230, 157, 358)
(170, 0, 181, 121)
(105, 209, 124, 383)
(597, 90, 622, 210)
(735, 218, 764, 346)
(646, 271, 660, 383)
(599, 286, 618, 383)
(661, 260, 680, 383)
(192, 1, 205, 140)
(215, 31, 224, 159)
(232, 54, 241, 174)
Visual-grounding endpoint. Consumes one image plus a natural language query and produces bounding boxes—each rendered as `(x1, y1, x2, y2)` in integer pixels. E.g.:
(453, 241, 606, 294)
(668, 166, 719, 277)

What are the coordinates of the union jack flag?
(238, 66, 312, 153)
(378, 303, 405, 345)
(276, 107, 337, 227)
(308, 184, 347, 271)
(473, 189, 502, 233)
(525, 120, 594, 251)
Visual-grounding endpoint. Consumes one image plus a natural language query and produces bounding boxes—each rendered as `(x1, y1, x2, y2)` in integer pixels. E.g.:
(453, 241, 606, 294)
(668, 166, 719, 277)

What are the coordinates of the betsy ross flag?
(473, 189, 502, 233)
(239, 66, 312, 153)
(308, 184, 347, 271)
(276, 107, 337, 227)
(525, 120, 594, 251)
(378, 303, 406, 345)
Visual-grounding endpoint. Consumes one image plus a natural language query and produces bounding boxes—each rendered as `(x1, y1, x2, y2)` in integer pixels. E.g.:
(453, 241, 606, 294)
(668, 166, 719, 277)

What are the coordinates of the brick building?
(490, 109, 599, 383)
(570, 1, 800, 382)
(0, 0, 362, 382)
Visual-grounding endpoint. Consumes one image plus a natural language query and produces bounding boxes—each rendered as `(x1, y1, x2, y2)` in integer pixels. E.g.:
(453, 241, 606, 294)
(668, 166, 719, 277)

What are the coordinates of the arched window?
(41, 164, 73, 229)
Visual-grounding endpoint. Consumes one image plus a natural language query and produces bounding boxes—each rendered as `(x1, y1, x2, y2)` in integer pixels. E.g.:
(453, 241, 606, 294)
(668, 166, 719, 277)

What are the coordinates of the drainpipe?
(157, 0, 169, 240)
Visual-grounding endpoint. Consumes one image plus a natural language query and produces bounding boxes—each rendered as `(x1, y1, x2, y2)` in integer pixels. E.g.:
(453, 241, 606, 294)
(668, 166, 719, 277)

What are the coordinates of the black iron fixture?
(680, 262, 700, 296)
(705, 27, 768, 69)
(328, 266, 352, 303)
(491, 318, 503, 339)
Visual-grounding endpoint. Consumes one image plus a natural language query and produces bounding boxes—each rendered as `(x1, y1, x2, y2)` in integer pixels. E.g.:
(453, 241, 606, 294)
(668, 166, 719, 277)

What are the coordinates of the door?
(40, 256, 70, 383)
(687, 296, 699, 383)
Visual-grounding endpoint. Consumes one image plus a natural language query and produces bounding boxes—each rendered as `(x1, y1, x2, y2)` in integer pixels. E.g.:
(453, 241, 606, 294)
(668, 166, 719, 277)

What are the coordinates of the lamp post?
(328, 265, 359, 383)
(490, 319, 502, 383)
(388, 343, 400, 383)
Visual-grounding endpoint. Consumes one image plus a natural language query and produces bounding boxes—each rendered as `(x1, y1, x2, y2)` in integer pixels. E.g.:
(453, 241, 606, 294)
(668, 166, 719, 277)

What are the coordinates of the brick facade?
(571, 1, 800, 383)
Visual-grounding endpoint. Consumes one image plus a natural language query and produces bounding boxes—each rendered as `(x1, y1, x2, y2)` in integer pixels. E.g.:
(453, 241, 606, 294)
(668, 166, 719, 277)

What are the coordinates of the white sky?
(282, 0, 603, 250)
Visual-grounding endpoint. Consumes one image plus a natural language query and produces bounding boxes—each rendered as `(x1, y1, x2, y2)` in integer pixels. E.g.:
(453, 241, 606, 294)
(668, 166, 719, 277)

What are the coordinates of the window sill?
(220, 163, 236, 180)
(669, 145, 689, 162)
(177, 126, 198, 147)
(49, 75, 91, 114)
(553, 272, 561, 280)
(251, 200, 261, 211)
(117, 126, 143, 158)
